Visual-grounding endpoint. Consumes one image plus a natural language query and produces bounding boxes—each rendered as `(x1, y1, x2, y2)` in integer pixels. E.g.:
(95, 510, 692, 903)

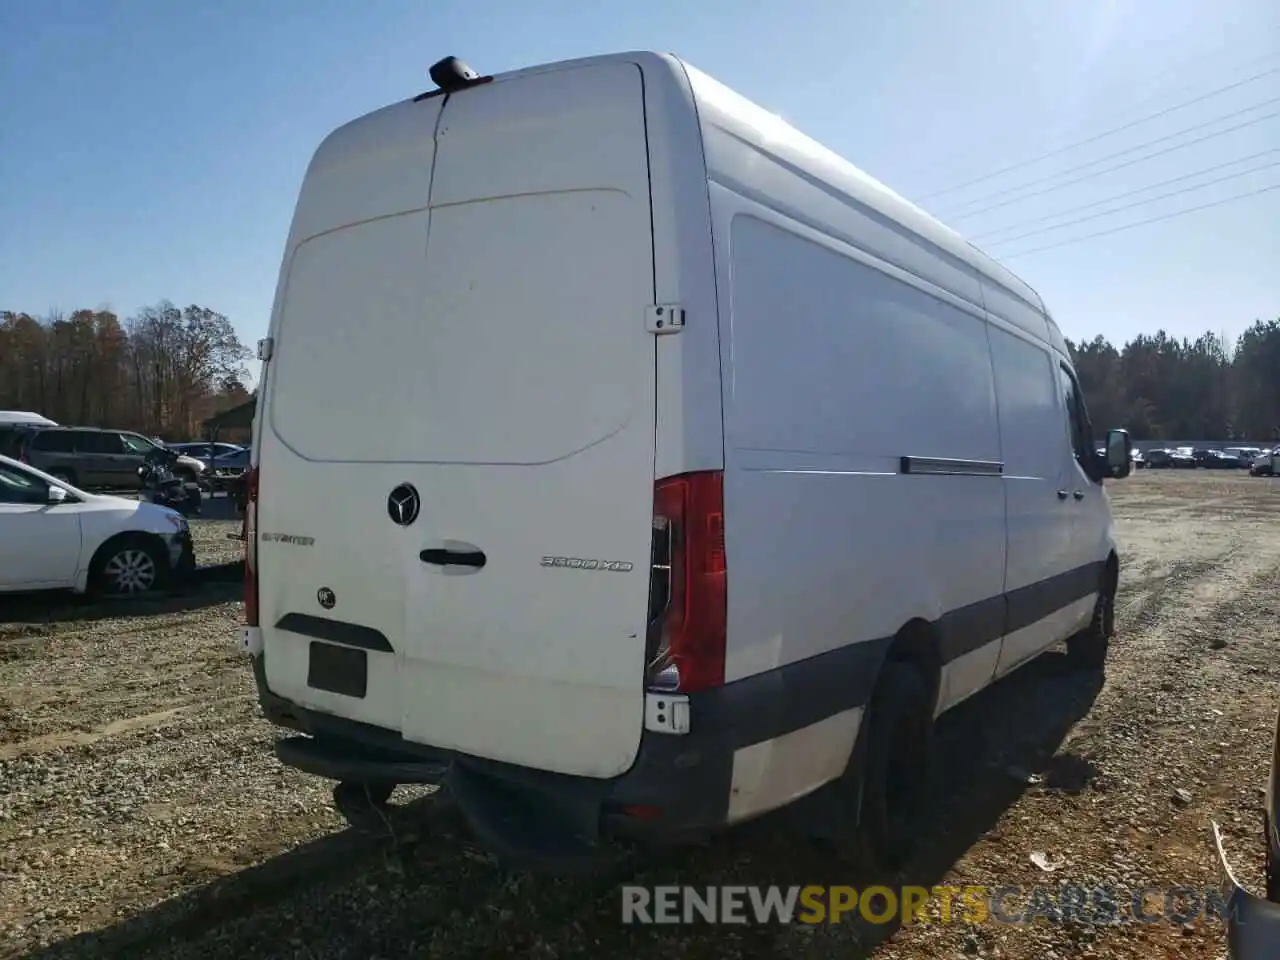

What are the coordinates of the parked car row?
(0, 413, 210, 491)
(1096, 446, 1148, 469)
(167, 440, 250, 497)
(0, 452, 195, 596)
(0, 412, 256, 495)
(1140, 445, 1278, 473)
(0, 412, 239, 599)
(14, 425, 210, 490)
(168, 441, 245, 462)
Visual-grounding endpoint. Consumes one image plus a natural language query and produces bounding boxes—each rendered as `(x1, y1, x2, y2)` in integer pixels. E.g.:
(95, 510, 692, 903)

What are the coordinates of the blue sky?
(2, 0, 1277, 371)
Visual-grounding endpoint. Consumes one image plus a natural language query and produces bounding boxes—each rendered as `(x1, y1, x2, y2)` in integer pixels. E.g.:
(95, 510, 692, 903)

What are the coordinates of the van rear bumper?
(252, 655, 734, 844)
(251, 639, 888, 862)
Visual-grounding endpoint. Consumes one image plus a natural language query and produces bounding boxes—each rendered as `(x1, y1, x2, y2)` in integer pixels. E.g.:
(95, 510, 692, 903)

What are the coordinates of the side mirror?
(47, 485, 68, 504)
(1104, 429, 1132, 479)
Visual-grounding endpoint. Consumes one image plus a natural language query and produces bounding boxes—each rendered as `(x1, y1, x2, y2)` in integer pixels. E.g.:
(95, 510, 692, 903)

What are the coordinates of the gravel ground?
(1, 471, 1277, 959)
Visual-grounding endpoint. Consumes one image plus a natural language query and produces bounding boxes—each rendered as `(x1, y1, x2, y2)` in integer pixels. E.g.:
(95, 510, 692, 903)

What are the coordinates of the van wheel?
(49, 469, 76, 486)
(1067, 573, 1115, 670)
(840, 660, 934, 876)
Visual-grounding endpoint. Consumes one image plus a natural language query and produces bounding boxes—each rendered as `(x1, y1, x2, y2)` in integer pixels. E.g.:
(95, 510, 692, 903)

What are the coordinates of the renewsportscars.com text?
(621, 884, 1233, 926)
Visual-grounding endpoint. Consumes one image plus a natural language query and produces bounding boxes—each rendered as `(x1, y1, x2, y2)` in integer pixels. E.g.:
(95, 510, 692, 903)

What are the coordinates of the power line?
(970, 149, 1280, 241)
(980, 159, 1280, 247)
(938, 106, 1280, 220)
(994, 182, 1280, 259)
(940, 98, 1280, 215)
(918, 66, 1280, 201)
(899, 40, 1280, 185)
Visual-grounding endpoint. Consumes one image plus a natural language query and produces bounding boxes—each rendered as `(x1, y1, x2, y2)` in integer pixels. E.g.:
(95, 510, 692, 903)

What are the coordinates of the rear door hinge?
(645, 304, 685, 335)
(257, 337, 274, 361)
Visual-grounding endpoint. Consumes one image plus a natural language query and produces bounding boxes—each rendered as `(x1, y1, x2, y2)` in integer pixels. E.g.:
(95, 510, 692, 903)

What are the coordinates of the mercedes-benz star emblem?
(388, 483, 421, 527)
(317, 587, 336, 609)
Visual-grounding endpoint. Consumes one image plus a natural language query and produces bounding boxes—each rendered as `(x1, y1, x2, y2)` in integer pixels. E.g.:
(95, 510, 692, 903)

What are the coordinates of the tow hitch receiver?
(332, 781, 398, 835)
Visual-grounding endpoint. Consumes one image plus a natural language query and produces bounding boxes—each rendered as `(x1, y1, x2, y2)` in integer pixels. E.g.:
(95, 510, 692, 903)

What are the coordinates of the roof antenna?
(429, 56, 483, 93)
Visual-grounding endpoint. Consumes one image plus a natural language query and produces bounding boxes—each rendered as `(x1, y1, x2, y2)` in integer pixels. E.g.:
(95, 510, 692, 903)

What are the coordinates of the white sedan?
(0, 453, 195, 597)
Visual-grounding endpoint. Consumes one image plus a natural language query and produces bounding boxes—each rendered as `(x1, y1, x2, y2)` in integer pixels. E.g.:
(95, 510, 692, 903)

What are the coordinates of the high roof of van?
(488, 52, 1051, 323)
(310, 51, 1056, 341)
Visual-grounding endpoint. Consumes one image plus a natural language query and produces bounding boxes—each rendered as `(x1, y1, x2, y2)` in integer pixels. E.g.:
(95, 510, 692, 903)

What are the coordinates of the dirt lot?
(1, 471, 1278, 959)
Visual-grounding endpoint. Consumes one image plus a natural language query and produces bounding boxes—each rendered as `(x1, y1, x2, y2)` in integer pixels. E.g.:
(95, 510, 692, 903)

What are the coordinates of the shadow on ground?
(22, 651, 1104, 960)
(0, 573, 242, 627)
(108, 490, 242, 517)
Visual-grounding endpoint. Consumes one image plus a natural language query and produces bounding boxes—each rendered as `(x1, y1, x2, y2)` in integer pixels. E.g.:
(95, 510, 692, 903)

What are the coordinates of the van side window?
(987, 326, 1062, 481)
(1057, 364, 1096, 475)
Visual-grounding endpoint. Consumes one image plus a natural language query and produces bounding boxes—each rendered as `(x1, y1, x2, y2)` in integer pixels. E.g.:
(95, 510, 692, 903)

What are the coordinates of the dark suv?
(16, 427, 206, 490)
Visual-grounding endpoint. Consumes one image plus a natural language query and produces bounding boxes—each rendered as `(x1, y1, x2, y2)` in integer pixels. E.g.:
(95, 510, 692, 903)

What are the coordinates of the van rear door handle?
(1057, 489, 1069, 500)
(420, 548, 486, 568)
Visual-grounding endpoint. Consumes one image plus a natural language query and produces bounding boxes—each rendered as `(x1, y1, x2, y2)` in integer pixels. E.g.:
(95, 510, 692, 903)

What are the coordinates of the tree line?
(0, 303, 251, 440)
(1067, 318, 1280, 442)
(2, 303, 1278, 443)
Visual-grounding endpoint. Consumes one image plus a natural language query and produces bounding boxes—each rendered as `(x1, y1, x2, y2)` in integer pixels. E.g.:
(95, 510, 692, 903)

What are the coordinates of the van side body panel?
(681, 60, 1111, 822)
(984, 310, 1081, 677)
(641, 54, 726, 479)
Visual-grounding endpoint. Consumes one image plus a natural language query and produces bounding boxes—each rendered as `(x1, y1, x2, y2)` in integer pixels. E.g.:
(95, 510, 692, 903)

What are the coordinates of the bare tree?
(1, 301, 251, 438)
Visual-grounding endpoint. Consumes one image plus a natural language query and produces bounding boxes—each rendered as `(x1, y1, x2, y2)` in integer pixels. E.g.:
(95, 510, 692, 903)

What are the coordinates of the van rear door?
(259, 62, 658, 779)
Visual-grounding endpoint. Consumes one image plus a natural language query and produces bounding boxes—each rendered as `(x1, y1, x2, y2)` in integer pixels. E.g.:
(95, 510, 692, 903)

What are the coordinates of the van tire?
(49, 469, 76, 486)
(1067, 569, 1115, 671)
(841, 659, 934, 875)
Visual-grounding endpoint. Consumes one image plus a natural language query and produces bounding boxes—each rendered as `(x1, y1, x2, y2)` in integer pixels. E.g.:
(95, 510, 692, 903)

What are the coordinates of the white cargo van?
(240, 53, 1133, 871)
(0, 412, 58, 427)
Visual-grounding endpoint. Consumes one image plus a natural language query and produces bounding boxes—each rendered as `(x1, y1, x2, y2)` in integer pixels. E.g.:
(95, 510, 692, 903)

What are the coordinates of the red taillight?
(648, 471, 726, 693)
(244, 465, 260, 627)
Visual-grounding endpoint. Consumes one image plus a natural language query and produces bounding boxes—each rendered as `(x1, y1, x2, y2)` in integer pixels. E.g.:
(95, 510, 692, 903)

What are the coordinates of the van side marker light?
(240, 626, 263, 657)
(645, 692, 691, 735)
(646, 304, 686, 335)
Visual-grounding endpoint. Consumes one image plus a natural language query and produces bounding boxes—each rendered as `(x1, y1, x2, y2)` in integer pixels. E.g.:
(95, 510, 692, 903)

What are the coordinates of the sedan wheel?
(100, 545, 161, 596)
